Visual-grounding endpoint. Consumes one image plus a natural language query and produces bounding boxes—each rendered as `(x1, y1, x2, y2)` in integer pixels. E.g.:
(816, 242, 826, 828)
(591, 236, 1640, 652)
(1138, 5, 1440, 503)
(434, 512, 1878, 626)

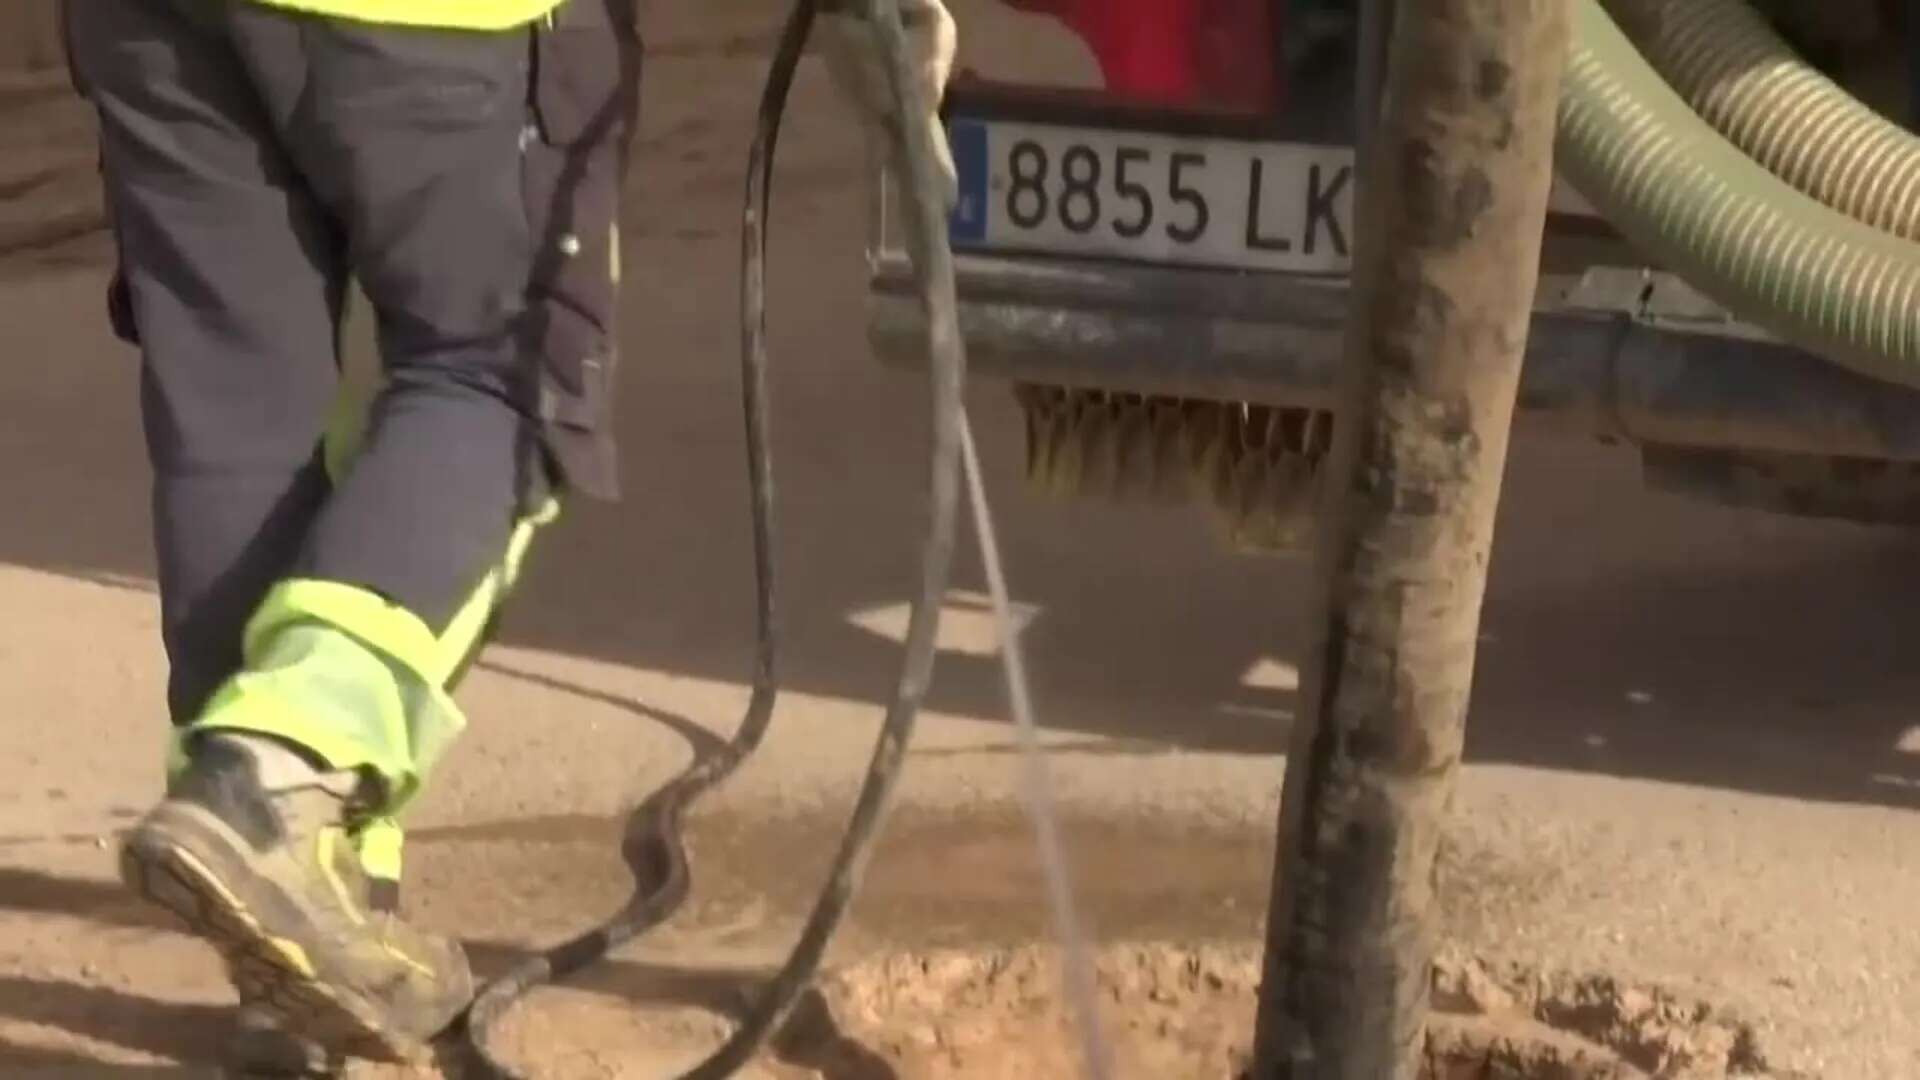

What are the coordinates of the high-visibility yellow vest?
(244, 0, 563, 30)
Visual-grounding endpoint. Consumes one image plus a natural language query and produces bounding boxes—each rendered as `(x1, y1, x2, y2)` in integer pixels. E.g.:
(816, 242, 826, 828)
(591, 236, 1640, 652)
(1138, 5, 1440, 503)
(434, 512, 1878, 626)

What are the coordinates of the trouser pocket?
(524, 0, 642, 500)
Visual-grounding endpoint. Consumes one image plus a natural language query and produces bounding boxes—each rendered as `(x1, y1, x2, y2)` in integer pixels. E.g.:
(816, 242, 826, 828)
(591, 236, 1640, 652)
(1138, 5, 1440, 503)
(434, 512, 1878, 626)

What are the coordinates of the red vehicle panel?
(1000, 0, 1280, 112)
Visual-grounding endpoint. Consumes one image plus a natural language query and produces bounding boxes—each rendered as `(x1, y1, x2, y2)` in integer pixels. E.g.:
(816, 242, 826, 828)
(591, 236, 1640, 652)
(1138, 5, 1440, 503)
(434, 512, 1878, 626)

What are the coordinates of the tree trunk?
(1249, 2, 1569, 1077)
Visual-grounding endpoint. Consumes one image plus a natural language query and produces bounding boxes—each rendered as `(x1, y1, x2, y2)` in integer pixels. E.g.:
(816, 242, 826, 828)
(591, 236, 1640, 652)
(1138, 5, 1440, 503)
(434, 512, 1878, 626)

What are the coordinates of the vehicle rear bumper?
(869, 253, 1920, 463)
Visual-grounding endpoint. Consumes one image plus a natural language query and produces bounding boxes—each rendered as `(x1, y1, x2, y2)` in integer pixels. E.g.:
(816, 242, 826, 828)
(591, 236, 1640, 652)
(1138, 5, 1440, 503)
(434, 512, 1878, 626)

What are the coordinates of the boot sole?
(119, 805, 454, 1065)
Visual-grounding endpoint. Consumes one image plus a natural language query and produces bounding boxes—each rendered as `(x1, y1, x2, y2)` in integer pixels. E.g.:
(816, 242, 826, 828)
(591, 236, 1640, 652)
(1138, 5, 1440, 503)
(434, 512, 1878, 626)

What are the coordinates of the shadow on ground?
(0, 862, 896, 1079)
(0, 976, 224, 1071)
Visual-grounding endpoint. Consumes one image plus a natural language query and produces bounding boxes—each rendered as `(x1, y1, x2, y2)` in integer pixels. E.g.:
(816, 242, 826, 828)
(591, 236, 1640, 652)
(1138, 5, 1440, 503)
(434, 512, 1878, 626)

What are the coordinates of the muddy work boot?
(120, 734, 471, 1063)
(223, 865, 403, 1078)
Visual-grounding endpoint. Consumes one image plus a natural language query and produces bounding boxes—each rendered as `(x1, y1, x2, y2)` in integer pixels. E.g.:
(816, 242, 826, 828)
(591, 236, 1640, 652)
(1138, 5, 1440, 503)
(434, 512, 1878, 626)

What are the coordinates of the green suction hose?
(1603, 0, 1920, 242)
(1558, 0, 1920, 386)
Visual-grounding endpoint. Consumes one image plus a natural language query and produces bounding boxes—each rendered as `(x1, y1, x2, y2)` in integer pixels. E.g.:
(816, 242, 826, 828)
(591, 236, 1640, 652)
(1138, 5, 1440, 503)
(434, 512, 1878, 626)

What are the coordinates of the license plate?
(947, 116, 1356, 275)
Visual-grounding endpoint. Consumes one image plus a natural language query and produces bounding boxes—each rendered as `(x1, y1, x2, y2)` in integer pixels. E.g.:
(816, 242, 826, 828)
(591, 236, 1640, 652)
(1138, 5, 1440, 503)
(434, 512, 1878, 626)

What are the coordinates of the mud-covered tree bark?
(1250, 3, 1569, 1078)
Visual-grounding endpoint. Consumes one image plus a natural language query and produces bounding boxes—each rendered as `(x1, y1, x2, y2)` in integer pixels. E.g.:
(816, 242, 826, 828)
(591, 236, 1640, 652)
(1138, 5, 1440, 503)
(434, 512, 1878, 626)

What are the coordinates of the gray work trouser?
(67, 0, 549, 723)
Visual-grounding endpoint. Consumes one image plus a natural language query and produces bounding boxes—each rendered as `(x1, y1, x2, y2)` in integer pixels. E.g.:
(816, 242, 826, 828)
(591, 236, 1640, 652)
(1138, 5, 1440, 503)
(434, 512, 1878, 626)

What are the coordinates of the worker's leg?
(72, 0, 493, 1055)
(68, 0, 346, 731)
(285, 0, 639, 905)
(172, 10, 541, 817)
(159, 0, 634, 888)
(90, 0, 619, 1057)
(153, 314, 456, 909)
(153, 283, 529, 890)
(214, 389, 552, 1073)
(78, 9, 416, 914)
(202, 313, 551, 1074)
(305, 0, 639, 918)
(270, 18, 539, 632)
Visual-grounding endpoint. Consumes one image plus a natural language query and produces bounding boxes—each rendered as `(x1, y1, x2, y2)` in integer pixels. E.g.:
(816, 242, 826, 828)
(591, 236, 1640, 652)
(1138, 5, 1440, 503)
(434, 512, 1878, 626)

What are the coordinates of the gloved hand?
(818, 0, 959, 210)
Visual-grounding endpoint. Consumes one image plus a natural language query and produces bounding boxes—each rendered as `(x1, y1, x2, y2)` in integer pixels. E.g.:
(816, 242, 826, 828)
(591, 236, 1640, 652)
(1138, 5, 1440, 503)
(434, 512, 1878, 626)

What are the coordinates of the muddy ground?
(2, 1, 1919, 1077)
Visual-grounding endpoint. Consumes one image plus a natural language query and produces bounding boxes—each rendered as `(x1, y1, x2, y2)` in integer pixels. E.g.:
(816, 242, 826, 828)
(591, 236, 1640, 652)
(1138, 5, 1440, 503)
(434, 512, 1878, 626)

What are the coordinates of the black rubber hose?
(462, 0, 970, 1074)
(461, 2, 807, 1073)
(680, 0, 968, 1071)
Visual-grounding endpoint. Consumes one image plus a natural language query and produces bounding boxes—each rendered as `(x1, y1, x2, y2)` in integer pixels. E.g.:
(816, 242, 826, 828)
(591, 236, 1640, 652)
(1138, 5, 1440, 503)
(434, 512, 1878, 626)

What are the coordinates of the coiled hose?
(464, 2, 812, 1071)
(464, 0, 980, 1076)
(1557, 0, 1920, 386)
(1602, 0, 1920, 242)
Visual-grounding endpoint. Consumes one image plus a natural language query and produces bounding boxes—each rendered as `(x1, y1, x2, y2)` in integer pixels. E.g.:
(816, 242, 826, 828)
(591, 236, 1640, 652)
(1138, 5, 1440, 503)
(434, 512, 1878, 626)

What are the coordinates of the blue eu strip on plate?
(948, 118, 990, 246)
